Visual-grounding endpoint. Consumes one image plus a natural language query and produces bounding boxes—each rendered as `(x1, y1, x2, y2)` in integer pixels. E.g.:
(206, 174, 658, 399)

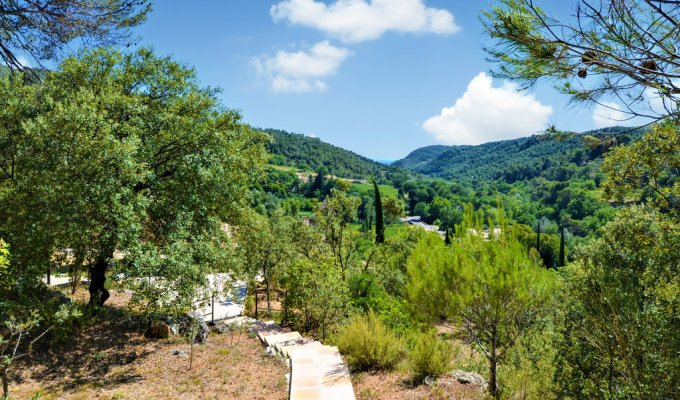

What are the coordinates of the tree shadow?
(12, 301, 153, 392)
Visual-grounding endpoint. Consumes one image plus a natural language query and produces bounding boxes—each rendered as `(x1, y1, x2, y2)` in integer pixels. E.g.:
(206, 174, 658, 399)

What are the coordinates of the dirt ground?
(352, 370, 484, 400)
(9, 288, 288, 400)
(9, 286, 484, 400)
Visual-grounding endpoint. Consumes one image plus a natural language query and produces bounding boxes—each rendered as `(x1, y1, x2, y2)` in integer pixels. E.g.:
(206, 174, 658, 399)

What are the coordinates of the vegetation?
(263, 128, 397, 179)
(1, 1, 679, 399)
(482, 0, 679, 122)
(0, 0, 151, 70)
(407, 209, 555, 398)
(407, 332, 454, 383)
(335, 311, 404, 372)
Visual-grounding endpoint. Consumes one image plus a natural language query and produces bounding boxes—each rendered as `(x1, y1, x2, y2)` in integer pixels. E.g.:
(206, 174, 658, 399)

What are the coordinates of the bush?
(335, 310, 404, 372)
(408, 332, 454, 383)
(243, 295, 255, 317)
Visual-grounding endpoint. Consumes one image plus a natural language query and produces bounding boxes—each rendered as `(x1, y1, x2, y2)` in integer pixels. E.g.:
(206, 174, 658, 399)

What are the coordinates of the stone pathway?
(247, 320, 356, 400)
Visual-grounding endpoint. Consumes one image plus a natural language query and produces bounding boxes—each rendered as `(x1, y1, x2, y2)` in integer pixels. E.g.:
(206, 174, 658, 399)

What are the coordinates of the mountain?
(394, 127, 641, 181)
(393, 145, 450, 170)
(260, 128, 398, 180)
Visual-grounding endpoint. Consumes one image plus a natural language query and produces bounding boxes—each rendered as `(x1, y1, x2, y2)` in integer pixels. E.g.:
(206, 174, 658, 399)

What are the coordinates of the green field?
(349, 183, 399, 198)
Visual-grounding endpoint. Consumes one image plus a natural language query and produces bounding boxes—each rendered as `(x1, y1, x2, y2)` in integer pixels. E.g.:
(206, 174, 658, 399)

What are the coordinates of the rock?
(451, 370, 487, 391)
(145, 321, 171, 339)
(211, 322, 231, 334)
(176, 311, 209, 343)
(170, 349, 189, 357)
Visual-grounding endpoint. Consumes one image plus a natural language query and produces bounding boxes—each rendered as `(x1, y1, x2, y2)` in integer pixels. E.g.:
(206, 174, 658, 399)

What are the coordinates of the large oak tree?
(0, 47, 268, 307)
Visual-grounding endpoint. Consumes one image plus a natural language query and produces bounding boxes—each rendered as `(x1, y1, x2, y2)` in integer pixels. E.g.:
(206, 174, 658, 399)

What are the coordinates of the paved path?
(249, 320, 356, 400)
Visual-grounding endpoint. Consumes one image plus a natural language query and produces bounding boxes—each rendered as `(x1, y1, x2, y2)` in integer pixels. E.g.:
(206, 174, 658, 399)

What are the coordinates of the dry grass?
(352, 370, 484, 400)
(9, 288, 288, 400)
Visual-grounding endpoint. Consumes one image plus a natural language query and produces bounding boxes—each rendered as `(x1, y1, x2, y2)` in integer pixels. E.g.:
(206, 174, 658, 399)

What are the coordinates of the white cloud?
(422, 72, 554, 145)
(270, 0, 460, 43)
(16, 56, 31, 67)
(592, 101, 628, 128)
(252, 41, 351, 93)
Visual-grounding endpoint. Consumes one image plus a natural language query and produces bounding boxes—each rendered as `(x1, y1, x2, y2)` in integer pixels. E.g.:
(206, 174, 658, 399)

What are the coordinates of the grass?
(349, 183, 399, 198)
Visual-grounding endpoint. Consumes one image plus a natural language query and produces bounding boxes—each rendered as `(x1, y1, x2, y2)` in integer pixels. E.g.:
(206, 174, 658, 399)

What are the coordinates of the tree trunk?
(2, 364, 9, 399)
(489, 330, 499, 399)
(88, 251, 111, 306)
(265, 276, 272, 317)
(489, 355, 498, 399)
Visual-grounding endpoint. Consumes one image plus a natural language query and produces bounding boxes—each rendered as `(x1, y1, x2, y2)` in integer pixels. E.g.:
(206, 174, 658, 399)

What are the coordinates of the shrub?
(335, 310, 404, 372)
(243, 295, 255, 317)
(408, 332, 454, 383)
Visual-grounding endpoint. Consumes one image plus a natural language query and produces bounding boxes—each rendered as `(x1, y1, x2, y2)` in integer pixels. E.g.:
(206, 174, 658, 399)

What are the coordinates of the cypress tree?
(373, 180, 385, 244)
(445, 228, 452, 245)
(559, 222, 566, 267)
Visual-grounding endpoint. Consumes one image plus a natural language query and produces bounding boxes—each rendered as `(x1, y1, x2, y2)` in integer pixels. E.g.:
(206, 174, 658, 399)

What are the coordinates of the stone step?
(263, 331, 302, 348)
(277, 338, 323, 358)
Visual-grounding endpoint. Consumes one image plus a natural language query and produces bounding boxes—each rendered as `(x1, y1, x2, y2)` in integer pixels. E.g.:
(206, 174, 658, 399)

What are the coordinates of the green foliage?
(314, 190, 362, 277)
(555, 206, 680, 399)
(499, 328, 557, 400)
(408, 332, 454, 383)
(281, 256, 350, 340)
(335, 311, 404, 372)
(373, 180, 385, 244)
(481, 0, 679, 122)
(603, 122, 680, 218)
(262, 128, 398, 179)
(0, 0, 151, 71)
(406, 206, 556, 398)
(0, 47, 268, 309)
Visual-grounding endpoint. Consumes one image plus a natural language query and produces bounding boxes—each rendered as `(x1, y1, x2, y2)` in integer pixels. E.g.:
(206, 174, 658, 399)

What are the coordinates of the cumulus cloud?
(270, 0, 459, 43)
(592, 101, 629, 128)
(422, 72, 554, 145)
(252, 41, 351, 93)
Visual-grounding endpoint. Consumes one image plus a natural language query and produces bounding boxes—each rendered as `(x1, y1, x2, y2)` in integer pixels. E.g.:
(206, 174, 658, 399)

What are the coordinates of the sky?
(132, 0, 624, 160)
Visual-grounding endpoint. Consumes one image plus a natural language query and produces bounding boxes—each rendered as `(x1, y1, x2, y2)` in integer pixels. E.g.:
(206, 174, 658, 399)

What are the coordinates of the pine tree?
(373, 180, 385, 244)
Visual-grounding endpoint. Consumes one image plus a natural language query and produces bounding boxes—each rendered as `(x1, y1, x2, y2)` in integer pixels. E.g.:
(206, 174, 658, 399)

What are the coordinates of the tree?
(238, 211, 294, 316)
(0, 0, 151, 71)
(280, 255, 349, 340)
(373, 180, 385, 244)
(483, 0, 679, 123)
(559, 222, 566, 267)
(555, 206, 680, 399)
(382, 196, 405, 223)
(0, 48, 268, 307)
(602, 121, 680, 218)
(407, 208, 555, 398)
(0, 240, 80, 399)
(315, 189, 361, 279)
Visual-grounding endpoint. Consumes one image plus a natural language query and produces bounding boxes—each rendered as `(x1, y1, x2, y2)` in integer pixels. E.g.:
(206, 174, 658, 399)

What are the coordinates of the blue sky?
(134, 0, 616, 160)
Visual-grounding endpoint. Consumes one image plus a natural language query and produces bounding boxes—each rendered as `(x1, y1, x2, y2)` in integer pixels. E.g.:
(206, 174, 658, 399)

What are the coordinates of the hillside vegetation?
(262, 128, 396, 179)
(395, 127, 640, 181)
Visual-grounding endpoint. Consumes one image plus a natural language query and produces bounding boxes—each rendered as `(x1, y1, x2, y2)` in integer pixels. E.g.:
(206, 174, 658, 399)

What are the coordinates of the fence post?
(255, 290, 258, 320)
(211, 293, 215, 325)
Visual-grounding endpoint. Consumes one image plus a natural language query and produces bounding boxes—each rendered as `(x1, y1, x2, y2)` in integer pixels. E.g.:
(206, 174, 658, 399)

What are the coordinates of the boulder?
(145, 321, 171, 339)
(211, 322, 231, 334)
(451, 370, 487, 391)
(177, 311, 209, 343)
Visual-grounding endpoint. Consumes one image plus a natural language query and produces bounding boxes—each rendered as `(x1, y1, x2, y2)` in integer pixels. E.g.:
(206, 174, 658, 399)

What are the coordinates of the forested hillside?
(392, 145, 449, 170)
(262, 128, 396, 179)
(396, 127, 641, 181)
